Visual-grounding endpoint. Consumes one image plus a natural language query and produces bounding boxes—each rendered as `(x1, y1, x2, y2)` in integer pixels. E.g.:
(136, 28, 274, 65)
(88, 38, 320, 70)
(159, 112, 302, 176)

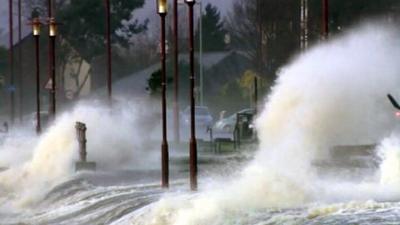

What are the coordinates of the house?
(0, 26, 92, 116)
(104, 50, 251, 114)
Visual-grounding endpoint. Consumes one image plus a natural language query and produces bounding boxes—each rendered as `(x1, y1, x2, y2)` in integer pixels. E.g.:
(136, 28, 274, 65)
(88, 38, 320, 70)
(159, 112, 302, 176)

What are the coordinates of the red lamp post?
(157, 0, 169, 189)
(31, 18, 42, 134)
(48, 17, 58, 120)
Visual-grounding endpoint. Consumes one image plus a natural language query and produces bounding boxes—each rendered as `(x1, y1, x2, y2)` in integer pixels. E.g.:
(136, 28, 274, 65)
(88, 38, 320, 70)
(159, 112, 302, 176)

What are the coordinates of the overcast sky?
(0, 0, 234, 47)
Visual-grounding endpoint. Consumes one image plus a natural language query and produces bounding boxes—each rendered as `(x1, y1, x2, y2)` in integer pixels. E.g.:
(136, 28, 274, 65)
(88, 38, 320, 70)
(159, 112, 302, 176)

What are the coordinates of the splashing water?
(0, 99, 159, 210)
(117, 23, 400, 224)
(3, 22, 400, 224)
(378, 135, 400, 187)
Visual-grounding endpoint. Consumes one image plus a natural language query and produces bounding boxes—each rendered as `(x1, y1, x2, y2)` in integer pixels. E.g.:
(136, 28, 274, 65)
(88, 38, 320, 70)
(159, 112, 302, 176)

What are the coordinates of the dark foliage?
(195, 3, 226, 52)
(227, 0, 400, 84)
(58, 0, 148, 61)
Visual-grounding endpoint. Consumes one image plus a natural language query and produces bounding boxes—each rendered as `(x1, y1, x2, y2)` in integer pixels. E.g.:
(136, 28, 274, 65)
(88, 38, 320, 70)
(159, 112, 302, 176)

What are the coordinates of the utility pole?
(105, 0, 112, 105)
(9, 0, 15, 125)
(18, 0, 23, 122)
(173, 0, 180, 143)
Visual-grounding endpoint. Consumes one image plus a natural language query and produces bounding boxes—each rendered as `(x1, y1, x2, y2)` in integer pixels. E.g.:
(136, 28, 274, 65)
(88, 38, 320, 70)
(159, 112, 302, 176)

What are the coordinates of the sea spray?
(0, 99, 159, 210)
(238, 21, 400, 203)
(124, 22, 400, 225)
(378, 134, 400, 187)
(0, 130, 38, 168)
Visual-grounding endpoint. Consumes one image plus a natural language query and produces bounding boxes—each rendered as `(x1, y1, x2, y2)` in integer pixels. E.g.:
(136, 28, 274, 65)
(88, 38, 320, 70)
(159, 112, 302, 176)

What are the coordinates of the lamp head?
(185, 0, 196, 4)
(157, 0, 168, 14)
(32, 17, 41, 36)
(49, 17, 57, 37)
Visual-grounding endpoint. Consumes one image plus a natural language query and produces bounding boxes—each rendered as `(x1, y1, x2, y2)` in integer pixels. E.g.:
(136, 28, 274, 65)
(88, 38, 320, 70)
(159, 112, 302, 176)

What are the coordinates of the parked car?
(213, 108, 255, 132)
(182, 106, 213, 128)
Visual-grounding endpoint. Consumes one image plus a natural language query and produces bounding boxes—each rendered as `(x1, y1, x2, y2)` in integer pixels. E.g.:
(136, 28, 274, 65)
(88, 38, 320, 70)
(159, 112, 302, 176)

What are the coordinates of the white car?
(213, 108, 255, 132)
(182, 106, 213, 128)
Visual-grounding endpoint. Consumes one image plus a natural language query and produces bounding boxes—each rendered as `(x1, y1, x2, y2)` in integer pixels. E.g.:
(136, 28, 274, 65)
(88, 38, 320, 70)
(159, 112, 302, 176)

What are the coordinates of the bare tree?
(226, 0, 301, 83)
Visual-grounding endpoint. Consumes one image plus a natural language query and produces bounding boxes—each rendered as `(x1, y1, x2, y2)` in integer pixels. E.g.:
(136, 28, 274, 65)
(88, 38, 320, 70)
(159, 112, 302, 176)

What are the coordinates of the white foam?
(0, 99, 160, 210)
(125, 22, 400, 224)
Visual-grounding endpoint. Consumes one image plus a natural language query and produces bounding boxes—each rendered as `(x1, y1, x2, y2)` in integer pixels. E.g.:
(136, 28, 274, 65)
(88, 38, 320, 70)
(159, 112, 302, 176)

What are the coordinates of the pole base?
(75, 161, 96, 172)
(190, 138, 197, 191)
(161, 141, 169, 188)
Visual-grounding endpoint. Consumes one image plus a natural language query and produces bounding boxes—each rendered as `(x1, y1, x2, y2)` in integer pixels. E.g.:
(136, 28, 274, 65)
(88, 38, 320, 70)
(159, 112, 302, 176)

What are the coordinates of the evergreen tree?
(196, 3, 226, 52)
(57, 0, 148, 61)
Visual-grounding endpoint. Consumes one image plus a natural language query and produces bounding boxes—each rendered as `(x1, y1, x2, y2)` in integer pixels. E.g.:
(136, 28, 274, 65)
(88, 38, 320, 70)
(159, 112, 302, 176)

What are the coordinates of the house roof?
(95, 50, 248, 98)
(113, 63, 161, 97)
(179, 51, 234, 70)
(0, 21, 31, 49)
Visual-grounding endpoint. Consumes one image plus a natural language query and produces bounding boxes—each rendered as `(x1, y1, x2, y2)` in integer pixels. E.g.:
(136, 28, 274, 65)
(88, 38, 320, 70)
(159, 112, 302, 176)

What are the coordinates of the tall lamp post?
(31, 18, 42, 134)
(48, 17, 57, 119)
(173, 0, 180, 143)
(9, 0, 15, 125)
(322, 0, 329, 40)
(185, 0, 198, 191)
(157, 0, 169, 189)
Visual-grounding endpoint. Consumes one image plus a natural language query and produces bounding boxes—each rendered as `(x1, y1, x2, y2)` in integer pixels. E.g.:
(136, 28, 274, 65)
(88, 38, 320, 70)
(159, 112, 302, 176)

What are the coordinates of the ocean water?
(2, 22, 400, 225)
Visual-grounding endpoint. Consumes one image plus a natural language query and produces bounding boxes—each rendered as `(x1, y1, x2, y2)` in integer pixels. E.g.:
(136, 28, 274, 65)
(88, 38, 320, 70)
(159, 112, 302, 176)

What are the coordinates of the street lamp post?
(9, 0, 15, 125)
(322, 0, 329, 40)
(185, 0, 198, 191)
(157, 0, 169, 189)
(31, 18, 42, 134)
(48, 17, 57, 119)
(173, 0, 180, 143)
